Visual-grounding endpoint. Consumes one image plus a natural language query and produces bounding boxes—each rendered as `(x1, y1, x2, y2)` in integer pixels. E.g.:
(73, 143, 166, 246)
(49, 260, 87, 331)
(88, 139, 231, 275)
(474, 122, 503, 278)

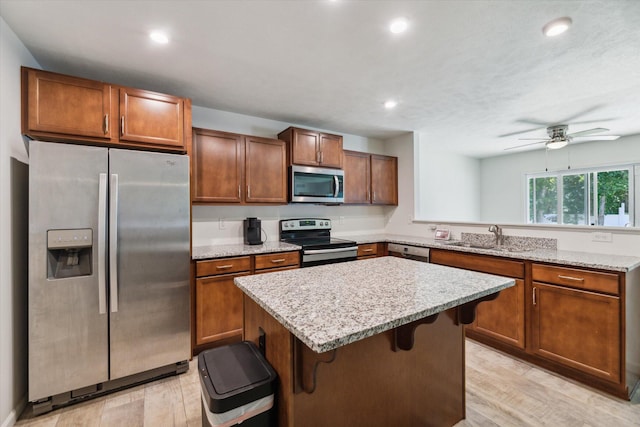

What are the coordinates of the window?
(527, 166, 633, 227)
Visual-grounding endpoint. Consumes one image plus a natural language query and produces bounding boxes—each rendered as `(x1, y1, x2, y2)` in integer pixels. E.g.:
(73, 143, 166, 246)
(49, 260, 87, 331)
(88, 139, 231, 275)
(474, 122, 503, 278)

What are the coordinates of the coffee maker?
(243, 217, 263, 245)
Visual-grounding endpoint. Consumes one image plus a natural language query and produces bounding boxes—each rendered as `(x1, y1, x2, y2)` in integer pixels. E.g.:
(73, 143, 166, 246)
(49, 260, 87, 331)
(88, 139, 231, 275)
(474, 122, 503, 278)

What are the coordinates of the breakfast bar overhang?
(235, 256, 515, 427)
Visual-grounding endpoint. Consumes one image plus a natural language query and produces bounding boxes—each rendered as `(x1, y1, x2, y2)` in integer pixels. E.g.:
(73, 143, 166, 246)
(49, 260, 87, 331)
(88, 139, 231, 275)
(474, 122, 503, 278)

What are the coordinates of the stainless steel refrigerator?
(28, 140, 190, 413)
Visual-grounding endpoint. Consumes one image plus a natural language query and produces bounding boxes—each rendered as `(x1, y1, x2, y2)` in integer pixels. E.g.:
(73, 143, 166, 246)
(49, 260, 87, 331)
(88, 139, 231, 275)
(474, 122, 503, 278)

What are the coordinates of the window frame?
(526, 164, 635, 227)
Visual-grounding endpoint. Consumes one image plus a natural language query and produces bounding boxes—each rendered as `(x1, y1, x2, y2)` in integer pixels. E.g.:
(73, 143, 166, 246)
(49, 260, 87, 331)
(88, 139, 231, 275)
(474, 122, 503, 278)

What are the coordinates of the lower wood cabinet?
(357, 243, 380, 259)
(530, 263, 622, 384)
(529, 281, 621, 383)
(430, 248, 635, 399)
(194, 251, 300, 352)
(430, 249, 525, 349)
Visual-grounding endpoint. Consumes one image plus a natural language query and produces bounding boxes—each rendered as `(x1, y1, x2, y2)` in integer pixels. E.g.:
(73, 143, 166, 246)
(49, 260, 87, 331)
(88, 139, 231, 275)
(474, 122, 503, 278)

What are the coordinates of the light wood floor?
(16, 339, 640, 426)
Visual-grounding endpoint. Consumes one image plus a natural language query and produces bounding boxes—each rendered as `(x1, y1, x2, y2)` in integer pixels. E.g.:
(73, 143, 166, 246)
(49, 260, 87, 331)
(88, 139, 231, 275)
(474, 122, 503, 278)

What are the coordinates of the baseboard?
(1, 394, 26, 427)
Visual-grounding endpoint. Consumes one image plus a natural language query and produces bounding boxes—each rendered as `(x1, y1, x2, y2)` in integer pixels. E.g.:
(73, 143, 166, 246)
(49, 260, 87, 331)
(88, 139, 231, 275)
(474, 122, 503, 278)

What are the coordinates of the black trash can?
(199, 341, 277, 427)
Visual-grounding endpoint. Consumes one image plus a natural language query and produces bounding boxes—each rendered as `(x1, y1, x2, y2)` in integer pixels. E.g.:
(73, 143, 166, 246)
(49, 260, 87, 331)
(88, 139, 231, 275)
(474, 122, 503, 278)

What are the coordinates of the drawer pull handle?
(271, 259, 286, 263)
(216, 264, 233, 270)
(533, 287, 537, 305)
(362, 248, 374, 252)
(558, 275, 585, 282)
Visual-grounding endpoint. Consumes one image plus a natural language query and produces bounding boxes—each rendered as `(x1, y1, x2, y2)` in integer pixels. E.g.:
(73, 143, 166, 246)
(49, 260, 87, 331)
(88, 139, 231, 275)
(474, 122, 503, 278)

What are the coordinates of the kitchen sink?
(438, 241, 533, 253)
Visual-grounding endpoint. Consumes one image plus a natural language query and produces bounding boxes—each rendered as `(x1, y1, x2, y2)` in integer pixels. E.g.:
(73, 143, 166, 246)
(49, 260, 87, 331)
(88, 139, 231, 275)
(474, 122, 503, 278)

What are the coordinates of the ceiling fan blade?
(498, 127, 545, 138)
(517, 138, 548, 140)
(571, 135, 621, 141)
(557, 105, 604, 123)
(514, 118, 549, 126)
(566, 118, 616, 126)
(503, 141, 546, 151)
(567, 127, 609, 137)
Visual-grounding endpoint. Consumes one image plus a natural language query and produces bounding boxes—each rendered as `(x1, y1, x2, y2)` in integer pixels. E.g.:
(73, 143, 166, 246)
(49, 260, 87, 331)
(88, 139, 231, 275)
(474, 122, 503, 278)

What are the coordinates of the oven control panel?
(280, 218, 331, 231)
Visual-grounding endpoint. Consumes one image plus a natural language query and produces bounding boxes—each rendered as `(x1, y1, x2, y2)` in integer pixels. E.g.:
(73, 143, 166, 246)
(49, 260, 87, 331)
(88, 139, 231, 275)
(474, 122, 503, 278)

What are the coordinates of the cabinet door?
(371, 154, 398, 205)
(23, 68, 112, 140)
(471, 279, 525, 349)
(119, 87, 184, 150)
(343, 150, 371, 204)
(245, 136, 287, 203)
(319, 133, 343, 168)
(530, 282, 621, 383)
(192, 129, 244, 203)
(196, 272, 250, 345)
(291, 128, 320, 166)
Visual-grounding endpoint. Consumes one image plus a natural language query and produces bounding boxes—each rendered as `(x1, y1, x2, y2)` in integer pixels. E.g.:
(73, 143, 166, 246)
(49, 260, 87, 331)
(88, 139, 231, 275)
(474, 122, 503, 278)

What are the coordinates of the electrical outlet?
(592, 232, 612, 242)
(407, 215, 413, 224)
(339, 216, 344, 225)
(219, 218, 226, 230)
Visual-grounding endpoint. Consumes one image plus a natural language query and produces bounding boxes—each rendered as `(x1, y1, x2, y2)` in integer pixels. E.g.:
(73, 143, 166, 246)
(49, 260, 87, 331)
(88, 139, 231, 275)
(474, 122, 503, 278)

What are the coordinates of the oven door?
(290, 165, 344, 203)
(302, 246, 358, 267)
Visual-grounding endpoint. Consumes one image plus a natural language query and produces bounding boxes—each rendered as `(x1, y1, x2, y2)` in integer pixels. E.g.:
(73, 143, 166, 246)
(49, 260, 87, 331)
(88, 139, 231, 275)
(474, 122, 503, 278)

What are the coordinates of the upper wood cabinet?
(343, 150, 371, 203)
(343, 150, 398, 205)
(119, 87, 184, 149)
(21, 67, 189, 152)
(192, 128, 287, 204)
(278, 127, 343, 169)
(23, 68, 113, 140)
(192, 128, 244, 203)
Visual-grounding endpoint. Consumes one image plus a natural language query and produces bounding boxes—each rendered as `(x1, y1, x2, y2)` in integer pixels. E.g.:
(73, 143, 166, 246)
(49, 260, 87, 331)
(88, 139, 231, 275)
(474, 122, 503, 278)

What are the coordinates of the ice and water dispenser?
(47, 229, 93, 279)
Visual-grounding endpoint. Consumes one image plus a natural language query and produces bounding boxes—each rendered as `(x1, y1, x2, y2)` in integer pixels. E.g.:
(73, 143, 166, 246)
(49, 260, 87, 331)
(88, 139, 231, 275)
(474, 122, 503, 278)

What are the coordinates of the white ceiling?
(1, 0, 639, 157)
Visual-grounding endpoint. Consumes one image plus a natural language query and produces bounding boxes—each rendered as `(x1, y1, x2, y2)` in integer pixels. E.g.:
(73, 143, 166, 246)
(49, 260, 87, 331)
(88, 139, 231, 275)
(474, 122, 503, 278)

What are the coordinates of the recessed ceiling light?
(389, 18, 409, 34)
(384, 100, 398, 109)
(542, 17, 572, 37)
(149, 31, 169, 44)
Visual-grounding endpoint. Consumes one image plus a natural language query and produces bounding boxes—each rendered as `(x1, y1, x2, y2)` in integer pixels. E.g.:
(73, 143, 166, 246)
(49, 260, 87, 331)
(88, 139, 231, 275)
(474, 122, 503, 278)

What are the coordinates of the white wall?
(480, 134, 640, 223)
(415, 132, 481, 222)
(0, 16, 40, 427)
(385, 132, 640, 257)
(191, 106, 390, 245)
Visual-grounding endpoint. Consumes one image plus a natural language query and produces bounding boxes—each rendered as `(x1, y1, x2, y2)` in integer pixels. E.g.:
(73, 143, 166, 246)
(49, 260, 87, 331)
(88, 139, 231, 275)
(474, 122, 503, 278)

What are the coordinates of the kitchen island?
(235, 256, 515, 426)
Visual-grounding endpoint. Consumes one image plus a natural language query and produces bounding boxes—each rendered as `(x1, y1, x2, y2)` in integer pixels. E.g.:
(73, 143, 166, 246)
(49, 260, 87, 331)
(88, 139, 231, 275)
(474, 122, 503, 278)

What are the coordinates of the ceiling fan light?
(542, 17, 572, 37)
(546, 139, 568, 150)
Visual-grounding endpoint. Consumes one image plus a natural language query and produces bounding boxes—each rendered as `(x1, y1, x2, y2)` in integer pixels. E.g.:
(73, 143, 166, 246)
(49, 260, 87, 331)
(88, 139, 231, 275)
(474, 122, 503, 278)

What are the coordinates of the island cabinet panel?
(278, 126, 343, 169)
(23, 68, 113, 140)
(430, 249, 526, 349)
(119, 87, 184, 149)
(245, 136, 287, 203)
(22, 67, 189, 152)
(243, 296, 465, 427)
(192, 128, 244, 203)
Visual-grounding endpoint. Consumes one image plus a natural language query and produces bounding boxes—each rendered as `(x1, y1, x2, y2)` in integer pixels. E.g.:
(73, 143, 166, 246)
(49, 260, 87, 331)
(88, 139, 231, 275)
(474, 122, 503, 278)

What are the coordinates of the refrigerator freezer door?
(108, 149, 190, 379)
(28, 141, 109, 401)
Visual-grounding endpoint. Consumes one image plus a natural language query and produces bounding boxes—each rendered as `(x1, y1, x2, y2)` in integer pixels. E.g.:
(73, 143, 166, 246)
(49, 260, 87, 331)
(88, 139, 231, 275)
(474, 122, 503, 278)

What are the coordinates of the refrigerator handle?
(109, 173, 119, 313)
(98, 173, 108, 314)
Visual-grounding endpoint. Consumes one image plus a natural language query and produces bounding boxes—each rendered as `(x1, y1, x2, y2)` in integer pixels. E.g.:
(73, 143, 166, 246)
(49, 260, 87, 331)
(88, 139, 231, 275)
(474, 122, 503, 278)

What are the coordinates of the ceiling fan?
(503, 125, 621, 151)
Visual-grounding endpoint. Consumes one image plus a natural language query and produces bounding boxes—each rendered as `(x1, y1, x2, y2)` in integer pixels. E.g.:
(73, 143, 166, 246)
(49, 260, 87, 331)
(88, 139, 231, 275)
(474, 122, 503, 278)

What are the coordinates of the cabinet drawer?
(532, 264, 619, 295)
(430, 249, 524, 279)
(357, 243, 378, 257)
(196, 256, 251, 277)
(255, 251, 300, 270)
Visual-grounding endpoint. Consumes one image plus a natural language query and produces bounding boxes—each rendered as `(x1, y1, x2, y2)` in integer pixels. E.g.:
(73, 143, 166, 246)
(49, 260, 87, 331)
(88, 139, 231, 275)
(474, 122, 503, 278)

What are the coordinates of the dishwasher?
(387, 243, 430, 263)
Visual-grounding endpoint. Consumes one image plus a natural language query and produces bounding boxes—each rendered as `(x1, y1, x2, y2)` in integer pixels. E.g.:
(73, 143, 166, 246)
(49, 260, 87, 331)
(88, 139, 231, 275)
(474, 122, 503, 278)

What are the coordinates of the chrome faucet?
(488, 224, 504, 247)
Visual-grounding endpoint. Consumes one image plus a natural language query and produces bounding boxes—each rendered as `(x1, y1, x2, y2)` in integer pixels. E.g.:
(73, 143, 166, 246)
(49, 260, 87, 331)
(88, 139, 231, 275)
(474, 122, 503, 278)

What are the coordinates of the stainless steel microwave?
(290, 165, 344, 203)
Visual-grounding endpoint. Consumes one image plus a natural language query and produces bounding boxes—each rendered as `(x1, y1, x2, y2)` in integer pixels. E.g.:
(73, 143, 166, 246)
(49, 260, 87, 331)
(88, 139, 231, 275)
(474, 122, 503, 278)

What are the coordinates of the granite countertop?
(192, 241, 301, 260)
(234, 256, 514, 353)
(346, 233, 640, 272)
